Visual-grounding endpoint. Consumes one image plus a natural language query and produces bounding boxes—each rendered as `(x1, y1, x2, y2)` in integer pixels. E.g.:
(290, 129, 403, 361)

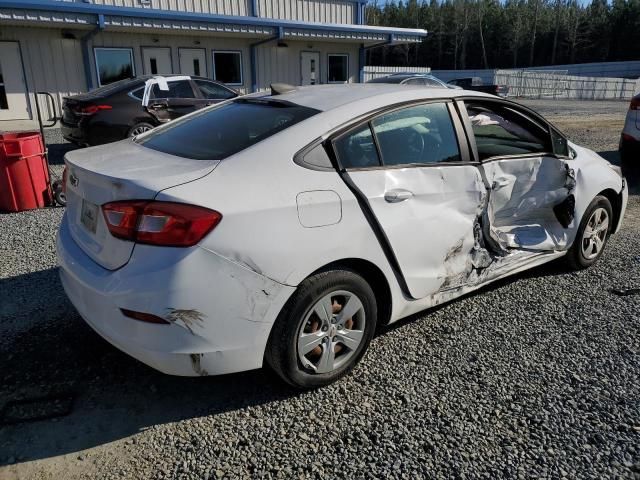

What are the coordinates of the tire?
(128, 122, 154, 138)
(265, 269, 377, 389)
(565, 195, 613, 270)
(52, 180, 66, 207)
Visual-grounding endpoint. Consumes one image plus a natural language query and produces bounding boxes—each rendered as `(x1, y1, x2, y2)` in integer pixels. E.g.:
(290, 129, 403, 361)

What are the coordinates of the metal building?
(0, 0, 426, 124)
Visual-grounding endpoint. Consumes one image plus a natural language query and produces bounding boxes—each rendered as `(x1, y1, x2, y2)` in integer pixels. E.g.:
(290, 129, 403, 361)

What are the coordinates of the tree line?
(365, 0, 640, 71)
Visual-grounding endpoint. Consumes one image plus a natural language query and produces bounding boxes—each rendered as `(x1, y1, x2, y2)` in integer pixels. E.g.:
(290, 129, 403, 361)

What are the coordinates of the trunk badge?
(70, 173, 79, 187)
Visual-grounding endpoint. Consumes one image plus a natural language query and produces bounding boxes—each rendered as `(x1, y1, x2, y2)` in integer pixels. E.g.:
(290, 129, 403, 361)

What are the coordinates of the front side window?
(372, 103, 461, 165)
(194, 80, 236, 100)
(213, 51, 243, 85)
(151, 80, 195, 99)
(328, 54, 349, 83)
(466, 102, 551, 160)
(94, 48, 134, 86)
(139, 98, 319, 160)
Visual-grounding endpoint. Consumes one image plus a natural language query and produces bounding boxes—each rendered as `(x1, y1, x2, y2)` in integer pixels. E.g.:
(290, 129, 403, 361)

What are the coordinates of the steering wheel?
(422, 132, 445, 163)
(405, 129, 425, 162)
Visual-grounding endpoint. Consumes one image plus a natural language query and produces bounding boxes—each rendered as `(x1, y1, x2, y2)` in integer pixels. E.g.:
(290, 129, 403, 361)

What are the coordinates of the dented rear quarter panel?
(568, 142, 626, 240)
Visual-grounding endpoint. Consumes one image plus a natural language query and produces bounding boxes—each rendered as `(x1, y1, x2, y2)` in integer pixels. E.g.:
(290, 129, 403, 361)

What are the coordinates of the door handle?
(384, 189, 413, 203)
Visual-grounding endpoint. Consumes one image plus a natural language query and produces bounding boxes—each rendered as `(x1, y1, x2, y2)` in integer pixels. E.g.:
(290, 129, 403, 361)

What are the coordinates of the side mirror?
(551, 129, 569, 158)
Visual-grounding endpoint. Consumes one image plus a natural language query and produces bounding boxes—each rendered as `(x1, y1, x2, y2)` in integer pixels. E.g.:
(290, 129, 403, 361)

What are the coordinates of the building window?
(0, 67, 8, 110)
(212, 51, 243, 86)
(94, 48, 134, 86)
(328, 54, 349, 83)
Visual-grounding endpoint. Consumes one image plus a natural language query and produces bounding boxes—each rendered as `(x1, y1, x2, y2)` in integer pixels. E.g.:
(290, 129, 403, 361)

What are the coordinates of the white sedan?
(57, 84, 628, 388)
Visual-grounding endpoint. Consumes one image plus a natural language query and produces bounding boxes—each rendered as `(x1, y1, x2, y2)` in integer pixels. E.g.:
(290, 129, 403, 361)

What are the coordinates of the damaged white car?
(57, 84, 628, 388)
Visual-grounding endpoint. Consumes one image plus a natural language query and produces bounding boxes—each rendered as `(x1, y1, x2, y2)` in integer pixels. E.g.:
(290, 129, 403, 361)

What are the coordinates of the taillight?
(102, 201, 222, 247)
(630, 96, 640, 111)
(73, 104, 112, 116)
(62, 166, 68, 193)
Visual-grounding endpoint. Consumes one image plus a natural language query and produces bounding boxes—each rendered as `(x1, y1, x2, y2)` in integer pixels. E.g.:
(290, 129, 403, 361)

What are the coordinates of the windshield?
(139, 98, 319, 160)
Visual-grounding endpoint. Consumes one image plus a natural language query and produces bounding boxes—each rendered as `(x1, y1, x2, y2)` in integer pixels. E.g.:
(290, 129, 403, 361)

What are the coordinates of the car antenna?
(270, 83, 296, 95)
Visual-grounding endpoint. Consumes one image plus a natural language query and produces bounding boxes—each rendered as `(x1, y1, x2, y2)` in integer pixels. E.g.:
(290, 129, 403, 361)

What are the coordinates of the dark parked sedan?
(61, 76, 238, 146)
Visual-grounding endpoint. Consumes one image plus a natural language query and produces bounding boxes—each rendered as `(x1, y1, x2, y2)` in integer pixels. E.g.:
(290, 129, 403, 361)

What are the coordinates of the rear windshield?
(139, 98, 320, 160)
(90, 78, 141, 96)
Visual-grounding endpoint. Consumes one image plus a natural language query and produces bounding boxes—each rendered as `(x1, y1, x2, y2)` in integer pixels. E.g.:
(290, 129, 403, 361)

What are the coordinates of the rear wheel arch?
(308, 258, 393, 327)
(597, 188, 623, 233)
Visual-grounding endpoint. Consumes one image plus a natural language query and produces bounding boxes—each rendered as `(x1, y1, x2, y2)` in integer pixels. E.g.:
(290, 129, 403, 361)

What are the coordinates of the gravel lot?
(1, 100, 639, 480)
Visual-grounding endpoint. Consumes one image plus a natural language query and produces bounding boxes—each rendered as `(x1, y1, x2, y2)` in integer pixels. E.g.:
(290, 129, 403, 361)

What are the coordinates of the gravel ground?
(1, 102, 639, 480)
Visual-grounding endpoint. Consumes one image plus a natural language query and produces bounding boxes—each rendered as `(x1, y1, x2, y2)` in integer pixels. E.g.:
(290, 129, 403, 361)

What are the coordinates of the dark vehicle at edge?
(61, 76, 238, 147)
(447, 77, 509, 97)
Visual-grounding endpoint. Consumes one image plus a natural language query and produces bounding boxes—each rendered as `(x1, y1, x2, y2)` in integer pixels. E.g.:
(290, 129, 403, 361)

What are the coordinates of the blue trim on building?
(80, 13, 105, 90)
(0, 0, 427, 38)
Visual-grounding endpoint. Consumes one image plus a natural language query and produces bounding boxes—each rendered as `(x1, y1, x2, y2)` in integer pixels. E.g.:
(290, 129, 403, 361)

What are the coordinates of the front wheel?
(265, 270, 377, 389)
(565, 195, 613, 270)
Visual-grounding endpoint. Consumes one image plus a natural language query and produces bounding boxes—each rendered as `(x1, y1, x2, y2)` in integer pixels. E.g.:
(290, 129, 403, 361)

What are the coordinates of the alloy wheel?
(297, 290, 366, 374)
(130, 125, 152, 136)
(581, 207, 609, 260)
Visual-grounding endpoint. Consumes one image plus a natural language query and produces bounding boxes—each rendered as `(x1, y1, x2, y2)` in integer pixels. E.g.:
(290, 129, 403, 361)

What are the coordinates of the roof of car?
(259, 83, 489, 112)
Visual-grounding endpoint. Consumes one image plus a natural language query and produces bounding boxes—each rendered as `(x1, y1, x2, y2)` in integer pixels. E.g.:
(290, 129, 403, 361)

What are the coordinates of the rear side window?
(139, 99, 319, 160)
(334, 123, 380, 169)
(372, 103, 461, 165)
(151, 80, 195, 99)
(129, 87, 144, 100)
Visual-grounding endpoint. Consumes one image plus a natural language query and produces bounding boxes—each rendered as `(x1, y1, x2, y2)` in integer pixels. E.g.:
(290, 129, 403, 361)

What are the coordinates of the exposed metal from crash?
(166, 308, 206, 335)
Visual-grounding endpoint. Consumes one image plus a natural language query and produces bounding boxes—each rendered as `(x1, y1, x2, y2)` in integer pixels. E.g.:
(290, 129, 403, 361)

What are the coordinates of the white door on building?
(179, 48, 207, 77)
(142, 47, 173, 75)
(0, 42, 29, 121)
(300, 52, 320, 86)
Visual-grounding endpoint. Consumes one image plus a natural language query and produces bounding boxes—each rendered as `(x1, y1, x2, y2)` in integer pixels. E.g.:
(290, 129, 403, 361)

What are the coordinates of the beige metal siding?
(257, 0, 355, 24)
(0, 27, 85, 121)
(59, 0, 251, 17)
(256, 41, 358, 90)
(88, 30, 253, 93)
(55, 0, 356, 23)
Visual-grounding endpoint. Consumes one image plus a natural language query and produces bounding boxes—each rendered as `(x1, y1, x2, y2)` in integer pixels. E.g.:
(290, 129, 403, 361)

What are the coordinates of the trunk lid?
(64, 140, 219, 270)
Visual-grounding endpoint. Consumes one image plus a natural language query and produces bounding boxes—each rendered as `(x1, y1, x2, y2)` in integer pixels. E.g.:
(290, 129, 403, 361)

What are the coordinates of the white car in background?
(57, 84, 628, 389)
(620, 93, 640, 163)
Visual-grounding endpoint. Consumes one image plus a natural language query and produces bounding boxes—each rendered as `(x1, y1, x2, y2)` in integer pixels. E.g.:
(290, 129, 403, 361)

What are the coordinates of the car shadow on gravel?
(47, 142, 79, 166)
(0, 269, 301, 466)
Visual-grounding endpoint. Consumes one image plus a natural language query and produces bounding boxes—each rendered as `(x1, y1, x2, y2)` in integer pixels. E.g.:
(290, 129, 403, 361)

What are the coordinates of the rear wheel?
(266, 270, 377, 389)
(565, 195, 612, 270)
(128, 122, 154, 138)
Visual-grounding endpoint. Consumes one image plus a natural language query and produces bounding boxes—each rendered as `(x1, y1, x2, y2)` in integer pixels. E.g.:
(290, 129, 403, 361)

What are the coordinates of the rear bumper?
(61, 120, 129, 146)
(61, 121, 89, 146)
(56, 213, 295, 376)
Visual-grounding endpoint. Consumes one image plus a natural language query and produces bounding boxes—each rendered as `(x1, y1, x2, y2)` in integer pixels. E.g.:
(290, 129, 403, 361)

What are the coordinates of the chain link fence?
(495, 69, 640, 100)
